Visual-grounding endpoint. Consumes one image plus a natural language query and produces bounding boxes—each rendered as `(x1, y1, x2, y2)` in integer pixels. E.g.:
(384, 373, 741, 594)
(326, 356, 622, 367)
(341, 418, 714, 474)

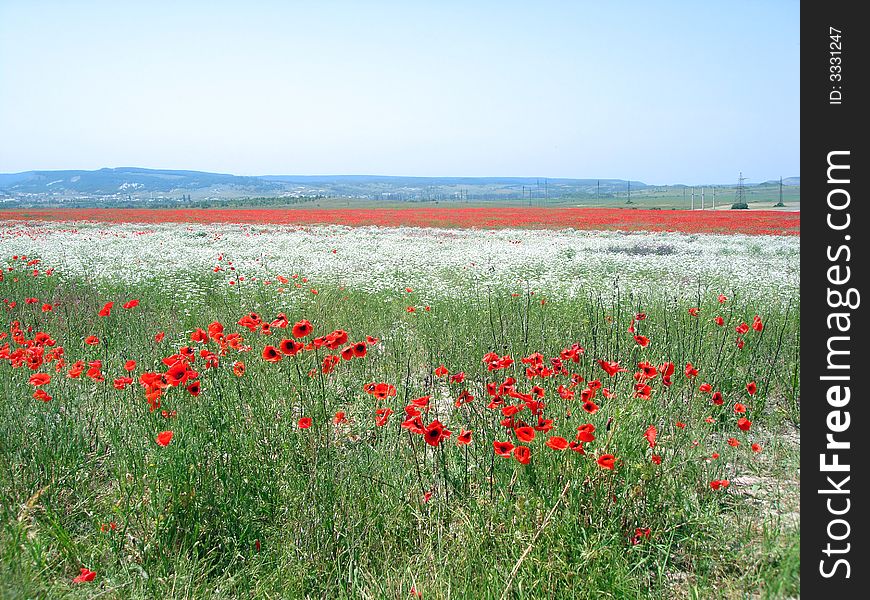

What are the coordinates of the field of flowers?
(0, 207, 800, 235)
(0, 218, 800, 598)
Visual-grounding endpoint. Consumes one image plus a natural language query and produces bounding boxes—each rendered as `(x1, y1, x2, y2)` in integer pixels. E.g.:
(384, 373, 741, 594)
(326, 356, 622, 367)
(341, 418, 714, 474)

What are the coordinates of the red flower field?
(0, 207, 799, 235)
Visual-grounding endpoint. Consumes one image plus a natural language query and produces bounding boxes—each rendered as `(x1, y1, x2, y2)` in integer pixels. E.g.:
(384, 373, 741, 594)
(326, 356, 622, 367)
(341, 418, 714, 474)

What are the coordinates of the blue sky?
(0, 1, 799, 184)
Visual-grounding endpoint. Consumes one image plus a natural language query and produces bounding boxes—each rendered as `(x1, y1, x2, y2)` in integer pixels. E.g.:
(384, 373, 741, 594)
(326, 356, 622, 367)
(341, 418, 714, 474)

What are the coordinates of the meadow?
(0, 215, 800, 598)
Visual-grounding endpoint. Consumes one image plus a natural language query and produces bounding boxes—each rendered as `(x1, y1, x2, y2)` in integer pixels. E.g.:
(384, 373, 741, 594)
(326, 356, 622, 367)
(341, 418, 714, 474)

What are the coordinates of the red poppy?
(156, 430, 174, 446)
(699, 383, 712, 393)
(513, 445, 531, 465)
(746, 381, 757, 396)
(72, 568, 97, 584)
(233, 361, 246, 377)
(711, 391, 723, 406)
(688, 307, 699, 317)
(42, 303, 53, 312)
(736, 337, 745, 349)
(352, 341, 367, 357)
(727, 437, 740, 447)
(651, 454, 662, 465)
(717, 294, 727, 303)
(375, 407, 393, 426)
(545, 436, 569, 450)
(33, 389, 52, 402)
(734, 402, 746, 414)
(675, 421, 686, 429)
(423, 420, 451, 446)
(597, 454, 616, 470)
(508, 427, 532, 444)
(291, 319, 313, 338)
(298, 417, 312, 429)
(450, 372, 465, 384)
(752, 315, 764, 332)
(493, 440, 514, 457)
(154, 331, 165, 343)
(444, 428, 468, 446)
(333, 411, 347, 424)
(29, 373, 50, 386)
(434, 365, 448, 377)
(684, 363, 698, 378)
(713, 316, 724, 326)
(644, 425, 657, 448)
(582, 399, 599, 414)
(123, 299, 139, 309)
(262, 345, 282, 362)
(98, 301, 114, 317)
(751, 443, 762, 453)
(113, 377, 133, 390)
(735, 322, 750, 334)
(186, 380, 201, 396)
(737, 417, 752, 432)
(84, 335, 100, 346)
(124, 359, 136, 372)
(576, 423, 596, 443)
(634, 335, 650, 348)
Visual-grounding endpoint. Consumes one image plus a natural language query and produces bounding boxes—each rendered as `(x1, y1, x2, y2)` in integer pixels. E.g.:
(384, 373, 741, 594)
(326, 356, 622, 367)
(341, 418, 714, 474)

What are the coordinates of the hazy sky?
(0, 1, 799, 184)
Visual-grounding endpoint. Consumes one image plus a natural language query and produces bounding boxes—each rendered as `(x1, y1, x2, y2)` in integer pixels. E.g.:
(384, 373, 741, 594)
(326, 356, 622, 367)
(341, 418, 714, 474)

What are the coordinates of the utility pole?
(712, 186, 716, 210)
(691, 187, 695, 210)
(597, 180, 600, 205)
(701, 187, 705, 210)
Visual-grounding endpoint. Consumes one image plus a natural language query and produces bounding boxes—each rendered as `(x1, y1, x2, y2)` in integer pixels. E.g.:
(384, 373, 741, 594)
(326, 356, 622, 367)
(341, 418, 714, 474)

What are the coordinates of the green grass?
(0, 257, 799, 599)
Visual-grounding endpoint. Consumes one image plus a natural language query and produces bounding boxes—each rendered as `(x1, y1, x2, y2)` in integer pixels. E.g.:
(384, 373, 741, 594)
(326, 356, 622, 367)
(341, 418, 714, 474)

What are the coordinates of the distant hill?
(0, 167, 282, 196)
(0, 167, 799, 207)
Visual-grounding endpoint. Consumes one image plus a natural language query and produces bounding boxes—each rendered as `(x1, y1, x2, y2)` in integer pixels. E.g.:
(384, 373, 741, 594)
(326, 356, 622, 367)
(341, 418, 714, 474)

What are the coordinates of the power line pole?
(691, 187, 695, 210)
(701, 187, 705, 210)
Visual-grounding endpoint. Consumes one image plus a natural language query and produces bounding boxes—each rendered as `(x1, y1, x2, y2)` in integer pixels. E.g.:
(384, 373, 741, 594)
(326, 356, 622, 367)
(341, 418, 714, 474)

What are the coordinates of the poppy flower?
(688, 307, 699, 317)
(456, 429, 472, 445)
(634, 335, 650, 348)
(29, 373, 50, 386)
(711, 392, 724, 406)
(352, 341, 367, 357)
(513, 445, 531, 465)
(298, 417, 312, 429)
(493, 440, 514, 457)
(699, 383, 712, 393)
(123, 299, 139, 309)
(746, 381, 757, 396)
(186, 380, 201, 396)
(98, 301, 114, 317)
(333, 411, 347, 424)
(113, 377, 133, 390)
(597, 454, 616, 470)
(33, 389, 52, 402)
(340, 346, 354, 361)
(675, 421, 686, 429)
(154, 331, 165, 343)
(434, 365, 448, 377)
(233, 361, 246, 377)
(713, 316, 724, 326)
(752, 315, 764, 332)
(156, 430, 174, 446)
(751, 443, 762, 453)
(736, 337, 745, 349)
(651, 454, 662, 465)
(711, 452, 720, 459)
(644, 425, 657, 448)
(717, 294, 727, 303)
(684, 363, 698, 378)
(124, 359, 136, 372)
(72, 568, 97, 584)
(734, 403, 746, 414)
(291, 319, 313, 338)
(42, 303, 53, 312)
(514, 426, 535, 443)
(735, 322, 750, 335)
(545, 436, 569, 450)
(84, 335, 100, 346)
(423, 420, 451, 446)
(598, 359, 628, 377)
(375, 407, 393, 427)
(262, 345, 282, 362)
(727, 437, 740, 447)
(450, 372, 465, 384)
(576, 423, 596, 443)
(737, 417, 752, 432)
(582, 400, 599, 414)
